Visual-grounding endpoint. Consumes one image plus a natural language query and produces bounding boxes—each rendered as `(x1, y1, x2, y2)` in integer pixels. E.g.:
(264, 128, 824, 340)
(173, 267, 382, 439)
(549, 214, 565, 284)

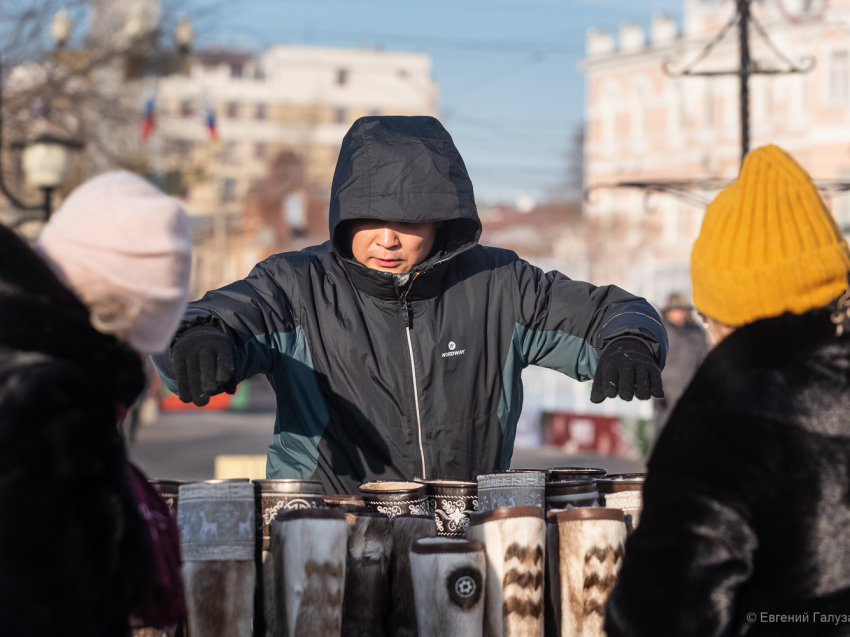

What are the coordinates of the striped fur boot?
(466, 506, 546, 637)
(409, 538, 486, 637)
(272, 508, 348, 637)
(547, 509, 626, 637)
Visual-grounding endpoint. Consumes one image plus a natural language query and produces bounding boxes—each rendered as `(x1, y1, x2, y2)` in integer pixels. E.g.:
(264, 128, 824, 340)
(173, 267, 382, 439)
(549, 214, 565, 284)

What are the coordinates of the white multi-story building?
(583, 0, 850, 306)
(155, 45, 438, 217)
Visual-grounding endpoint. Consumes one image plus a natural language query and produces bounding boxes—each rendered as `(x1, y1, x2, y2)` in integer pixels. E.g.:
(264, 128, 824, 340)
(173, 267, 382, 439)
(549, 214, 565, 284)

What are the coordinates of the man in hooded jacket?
(153, 116, 668, 494)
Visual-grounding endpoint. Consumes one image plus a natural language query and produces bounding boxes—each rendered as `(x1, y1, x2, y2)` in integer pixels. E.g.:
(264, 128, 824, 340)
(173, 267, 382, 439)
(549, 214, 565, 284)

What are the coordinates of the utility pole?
(738, 0, 751, 159)
(666, 0, 812, 167)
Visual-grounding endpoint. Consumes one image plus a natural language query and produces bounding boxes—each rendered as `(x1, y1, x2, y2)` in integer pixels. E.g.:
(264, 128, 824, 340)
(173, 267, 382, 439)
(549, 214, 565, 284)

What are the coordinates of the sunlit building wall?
(583, 0, 850, 306)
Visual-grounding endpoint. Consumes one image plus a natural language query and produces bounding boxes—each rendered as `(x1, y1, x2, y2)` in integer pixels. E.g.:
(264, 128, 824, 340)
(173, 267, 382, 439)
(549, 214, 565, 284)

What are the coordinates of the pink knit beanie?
(37, 171, 193, 353)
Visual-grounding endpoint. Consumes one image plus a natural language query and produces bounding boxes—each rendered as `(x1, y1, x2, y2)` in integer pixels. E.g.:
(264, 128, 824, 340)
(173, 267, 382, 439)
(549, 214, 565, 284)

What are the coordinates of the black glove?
(171, 325, 237, 407)
(590, 338, 664, 403)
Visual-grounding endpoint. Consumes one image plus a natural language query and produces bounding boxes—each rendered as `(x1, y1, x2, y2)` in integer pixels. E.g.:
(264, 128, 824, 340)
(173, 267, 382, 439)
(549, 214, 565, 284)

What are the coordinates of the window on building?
(600, 86, 617, 148)
(284, 191, 307, 238)
(831, 50, 849, 103)
(704, 82, 715, 127)
(230, 63, 243, 78)
(256, 103, 268, 121)
(255, 142, 267, 159)
(164, 170, 187, 198)
(221, 178, 237, 203)
(180, 99, 194, 118)
(632, 83, 647, 143)
(223, 141, 237, 164)
(337, 68, 348, 86)
(227, 102, 239, 119)
(176, 139, 194, 159)
(335, 108, 347, 124)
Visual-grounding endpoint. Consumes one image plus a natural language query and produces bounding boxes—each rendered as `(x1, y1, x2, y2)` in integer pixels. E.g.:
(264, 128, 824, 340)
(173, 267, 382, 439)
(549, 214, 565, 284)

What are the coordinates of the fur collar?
(677, 301, 850, 436)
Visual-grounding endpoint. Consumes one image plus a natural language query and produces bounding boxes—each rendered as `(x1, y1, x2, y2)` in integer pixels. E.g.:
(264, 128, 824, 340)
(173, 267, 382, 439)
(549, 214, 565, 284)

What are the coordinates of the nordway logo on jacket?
(442, 341, 465, 357)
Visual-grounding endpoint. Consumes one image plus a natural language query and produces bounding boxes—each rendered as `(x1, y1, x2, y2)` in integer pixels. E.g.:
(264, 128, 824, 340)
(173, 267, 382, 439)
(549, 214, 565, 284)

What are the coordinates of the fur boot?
(388, 514, 436, 637)
(550, 509, 626, 637)
(341, 512, 393, 637)
(260, 550, 276, 637)
(466, 506, 546, 637)
(409, 538, 486, 637)
(183, 561, 255, 637)
(272, 508, 348, 637)
(544, 518, 561, 636)
(179, 482, 256, 637)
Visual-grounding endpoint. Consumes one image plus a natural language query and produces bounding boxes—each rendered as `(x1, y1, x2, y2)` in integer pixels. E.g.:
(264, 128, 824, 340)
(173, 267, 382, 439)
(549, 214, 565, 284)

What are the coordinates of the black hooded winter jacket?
(154, 116, 667, 494)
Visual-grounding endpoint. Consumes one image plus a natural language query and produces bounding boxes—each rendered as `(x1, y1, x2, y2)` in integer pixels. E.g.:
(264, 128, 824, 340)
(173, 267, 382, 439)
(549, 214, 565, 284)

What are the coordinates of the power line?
(223, 22, 584, 54)
(665, 0, 813, 162)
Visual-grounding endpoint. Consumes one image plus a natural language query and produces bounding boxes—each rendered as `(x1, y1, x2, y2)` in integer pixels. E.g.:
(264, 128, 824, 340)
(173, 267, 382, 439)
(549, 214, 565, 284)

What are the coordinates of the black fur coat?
(606, 304, 850, 636)
(0, 225, 150, 636)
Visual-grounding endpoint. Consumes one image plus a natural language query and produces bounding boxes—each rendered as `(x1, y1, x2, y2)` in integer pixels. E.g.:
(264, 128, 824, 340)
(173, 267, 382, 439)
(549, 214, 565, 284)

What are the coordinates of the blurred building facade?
(583, 0, 850, 306)
(153, 45, 438, 296)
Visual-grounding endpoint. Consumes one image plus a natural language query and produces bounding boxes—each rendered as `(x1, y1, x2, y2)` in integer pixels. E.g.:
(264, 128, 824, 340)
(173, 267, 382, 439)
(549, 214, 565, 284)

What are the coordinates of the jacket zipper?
(400, 273, 426, 480)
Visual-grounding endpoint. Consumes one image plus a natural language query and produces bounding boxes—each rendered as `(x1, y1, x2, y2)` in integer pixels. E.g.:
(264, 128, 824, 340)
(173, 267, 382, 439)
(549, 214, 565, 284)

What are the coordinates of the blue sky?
(207, 0, 687, 204)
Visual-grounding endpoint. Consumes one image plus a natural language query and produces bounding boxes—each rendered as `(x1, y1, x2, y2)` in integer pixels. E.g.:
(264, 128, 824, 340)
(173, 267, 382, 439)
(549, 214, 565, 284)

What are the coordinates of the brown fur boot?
(409, 538, 486, 637)
(272, 508, 349, 637)
(466, 506, 546, 637)
(341, 512, 393, 637)
(549, 509, 626, 637)
(182, 561, 255, 637)
(388, 514, 436, 637)
(178, 482, 257, 637)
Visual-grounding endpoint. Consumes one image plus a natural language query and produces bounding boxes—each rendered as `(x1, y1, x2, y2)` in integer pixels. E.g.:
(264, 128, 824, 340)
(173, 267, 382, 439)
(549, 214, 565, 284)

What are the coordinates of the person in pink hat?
(0, 171, 191, 635)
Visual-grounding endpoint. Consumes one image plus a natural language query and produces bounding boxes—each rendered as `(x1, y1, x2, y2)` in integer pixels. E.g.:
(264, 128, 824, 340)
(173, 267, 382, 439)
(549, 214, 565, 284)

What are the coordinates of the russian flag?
(205, 101, 218, 140)
(141, 97, 155, 140)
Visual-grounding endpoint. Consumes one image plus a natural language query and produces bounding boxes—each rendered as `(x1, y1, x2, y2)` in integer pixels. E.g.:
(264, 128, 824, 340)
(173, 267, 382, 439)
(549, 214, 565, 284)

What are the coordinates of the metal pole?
(739, 0, 751, 163)
(43, 187, 52, 221)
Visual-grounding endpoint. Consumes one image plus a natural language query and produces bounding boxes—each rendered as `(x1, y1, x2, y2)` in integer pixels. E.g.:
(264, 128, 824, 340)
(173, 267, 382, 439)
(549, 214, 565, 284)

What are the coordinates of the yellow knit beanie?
(691, 144, 850, 326)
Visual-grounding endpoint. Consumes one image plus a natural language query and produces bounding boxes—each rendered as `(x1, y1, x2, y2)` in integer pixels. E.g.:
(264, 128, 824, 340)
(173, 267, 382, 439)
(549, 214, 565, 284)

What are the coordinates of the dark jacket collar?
(340, 252, 458, 302)
(0, 225, 145, 406)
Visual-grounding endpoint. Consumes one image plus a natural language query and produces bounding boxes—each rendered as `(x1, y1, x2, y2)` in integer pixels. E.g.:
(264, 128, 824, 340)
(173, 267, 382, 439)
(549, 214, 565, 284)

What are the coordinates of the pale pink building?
(583, 0, 850, 306)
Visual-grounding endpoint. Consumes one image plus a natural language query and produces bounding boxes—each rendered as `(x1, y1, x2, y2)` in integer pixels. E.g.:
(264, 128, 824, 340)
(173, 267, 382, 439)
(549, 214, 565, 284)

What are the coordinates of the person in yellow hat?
(605, 145, 850, 637)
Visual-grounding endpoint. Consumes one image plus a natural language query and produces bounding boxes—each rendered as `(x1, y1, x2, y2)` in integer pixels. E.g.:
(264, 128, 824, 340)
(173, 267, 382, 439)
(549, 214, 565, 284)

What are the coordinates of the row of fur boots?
(159, 481, 628, 637)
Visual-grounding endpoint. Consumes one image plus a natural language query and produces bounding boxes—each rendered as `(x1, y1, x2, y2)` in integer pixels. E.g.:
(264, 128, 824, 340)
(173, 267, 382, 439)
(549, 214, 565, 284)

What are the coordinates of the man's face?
(665, 308, 688, 326)
(349, 219, 440, 273)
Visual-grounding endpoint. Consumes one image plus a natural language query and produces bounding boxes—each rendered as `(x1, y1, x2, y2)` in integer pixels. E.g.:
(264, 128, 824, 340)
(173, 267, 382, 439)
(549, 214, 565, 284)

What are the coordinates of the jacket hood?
(329, 116, 481, 275)
(0, 224, 145, 406)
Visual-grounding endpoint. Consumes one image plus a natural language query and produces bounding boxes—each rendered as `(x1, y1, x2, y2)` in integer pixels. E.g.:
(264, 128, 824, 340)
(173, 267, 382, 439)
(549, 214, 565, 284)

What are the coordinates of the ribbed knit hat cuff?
(692, 241, 850, 326)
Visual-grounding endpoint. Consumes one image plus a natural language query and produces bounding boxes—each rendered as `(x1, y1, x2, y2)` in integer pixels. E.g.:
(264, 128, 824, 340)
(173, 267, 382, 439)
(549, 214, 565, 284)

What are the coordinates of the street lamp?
(12, 134, 83, 219)
(175, 19, 194, 55)
(50, 9, 73, 49)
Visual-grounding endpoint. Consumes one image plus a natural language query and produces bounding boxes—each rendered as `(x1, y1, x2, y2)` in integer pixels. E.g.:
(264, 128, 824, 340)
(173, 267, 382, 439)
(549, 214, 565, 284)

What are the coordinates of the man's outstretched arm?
(511, 258, 668, 401)
(151, 256, 299, 406)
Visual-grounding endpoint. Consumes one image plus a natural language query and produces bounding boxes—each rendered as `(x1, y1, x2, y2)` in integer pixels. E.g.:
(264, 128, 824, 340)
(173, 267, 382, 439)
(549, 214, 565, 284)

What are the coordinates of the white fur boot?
(341, 512, 393, 637)
(409, 538, 486, 637)
(178, 482, 257, 637)
(548, 508, 627, 637)
(388, 514, 436, 637)
(466, 506, 546, 637)
(271, 508, 349, 637)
